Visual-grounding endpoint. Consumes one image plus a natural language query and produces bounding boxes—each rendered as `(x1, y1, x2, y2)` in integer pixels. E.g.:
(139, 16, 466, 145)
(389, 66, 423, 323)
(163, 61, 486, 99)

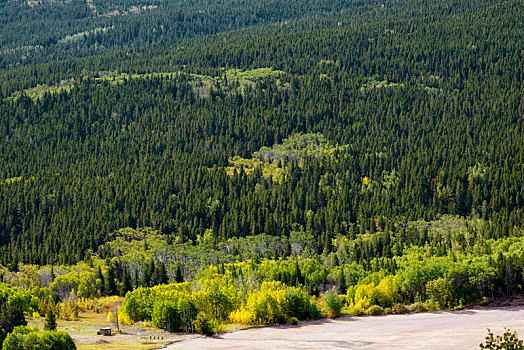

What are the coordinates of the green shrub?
(408, 302, 428, 313)
(366, 305, 384, 316)
(480, 328, 523, 350)
(288, 317, 299, 325)
(322, 290, 342, 318)
(392, 303, 409, 314)
(44, 311, 57, 331)
(2, 326, 76, 350)
(194, 313, 215, 336)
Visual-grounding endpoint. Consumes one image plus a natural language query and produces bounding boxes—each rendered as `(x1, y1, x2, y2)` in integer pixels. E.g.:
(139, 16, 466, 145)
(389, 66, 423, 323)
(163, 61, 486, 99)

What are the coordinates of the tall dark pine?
(97, 266, 105, 295)
(121, 267, 132, 296)
(44, 310, 57, 331)
(105, 264, 118, 296)
(175, 263, 184, 283)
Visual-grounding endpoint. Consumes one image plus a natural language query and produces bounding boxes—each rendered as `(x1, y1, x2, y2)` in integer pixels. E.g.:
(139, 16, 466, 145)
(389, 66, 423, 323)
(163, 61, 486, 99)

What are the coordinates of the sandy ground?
(165, 306, 524, 350)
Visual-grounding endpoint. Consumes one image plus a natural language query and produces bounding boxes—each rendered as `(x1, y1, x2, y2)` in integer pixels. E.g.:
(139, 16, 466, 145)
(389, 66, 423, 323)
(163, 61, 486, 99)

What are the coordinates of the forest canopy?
(0, 0, 522, 340)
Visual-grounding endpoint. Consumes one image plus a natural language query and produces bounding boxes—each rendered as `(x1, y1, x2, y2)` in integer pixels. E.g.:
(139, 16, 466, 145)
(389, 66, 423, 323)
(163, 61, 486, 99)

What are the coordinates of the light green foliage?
(58, 26, 114, 45)
(225, 156, 288, 184)
(426, 277, 453, 309)
(49, 271, 98, 299)
(151, 293, 197, 332)
(253, 133, 343, 163)
(322, 289, 342, 317)
(120, 282, 192, 323)
(5, 67, 283, 103)
(193, 274, 238, 321)
(1, 326, 76, 350)
(0, 284, 39, 314)
(225, 133, 347, 184)
(4, 85, 72, 102)
(360, 76, 404, 92)
(346, 275, 399, 309)
(245, 281, 316, 324)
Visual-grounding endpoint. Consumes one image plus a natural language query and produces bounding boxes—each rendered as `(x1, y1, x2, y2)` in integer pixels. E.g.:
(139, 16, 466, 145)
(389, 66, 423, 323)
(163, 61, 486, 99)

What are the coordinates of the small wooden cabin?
(97, 327, 112, 336)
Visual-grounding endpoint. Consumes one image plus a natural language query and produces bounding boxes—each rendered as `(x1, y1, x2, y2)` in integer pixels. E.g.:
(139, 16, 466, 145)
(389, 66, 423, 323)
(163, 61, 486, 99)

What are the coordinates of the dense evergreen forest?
(0, 0, 523, 343)
(0, 0, 522, 265)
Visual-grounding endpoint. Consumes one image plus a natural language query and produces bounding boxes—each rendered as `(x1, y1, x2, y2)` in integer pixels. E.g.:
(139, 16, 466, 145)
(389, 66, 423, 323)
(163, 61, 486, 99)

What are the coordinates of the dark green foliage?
(0, 328, 6, 349)
(97, 266, 105, 296)
(175, 263, 184, 284)
(43, 310, 57, 331)
(0, 0, 521, 295)
(338, 273, 347, 295)
(133, 270, 140, 289)
(0, 0, 356, 69)
(193, 313, 214, 336)
(105, 264, 117, 296)
(121, 267, 132, 297)
(151, 262, 168, 286)
(0, 299, 27, 334)
(480, 328, 523, 350)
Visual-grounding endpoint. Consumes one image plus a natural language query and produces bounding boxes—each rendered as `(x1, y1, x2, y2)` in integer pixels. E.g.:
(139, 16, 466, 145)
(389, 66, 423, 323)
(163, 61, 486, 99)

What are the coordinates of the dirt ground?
(27, 311, 196, 350)
(165, 306, 524, 350)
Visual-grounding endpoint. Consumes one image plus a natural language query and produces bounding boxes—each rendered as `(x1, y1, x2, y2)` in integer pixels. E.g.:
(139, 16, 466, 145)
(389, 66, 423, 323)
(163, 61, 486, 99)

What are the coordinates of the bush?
(229, 308, 253, 324)
(44, 310, 57, 331)
(344, 304, 365, 316)
(366, 305, 384, 316)
(408, 302, 428, 313)
(194, 313, 215, 336)
(322, 290, 342, 318)
(2, 326, 76, 350)
(480, 328, 523, 350)
(392, 303, 409, 314)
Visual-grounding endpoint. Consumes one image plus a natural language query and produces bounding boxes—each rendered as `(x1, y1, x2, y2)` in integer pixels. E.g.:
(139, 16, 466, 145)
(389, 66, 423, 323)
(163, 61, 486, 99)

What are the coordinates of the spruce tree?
(175, 263, 184, 283)
(97, 266, 105, 296)
(44, 310, 57, 331)
(338, 273, 347, 295)
(121, 267, 132, 296)
(105, 264, 117, 296)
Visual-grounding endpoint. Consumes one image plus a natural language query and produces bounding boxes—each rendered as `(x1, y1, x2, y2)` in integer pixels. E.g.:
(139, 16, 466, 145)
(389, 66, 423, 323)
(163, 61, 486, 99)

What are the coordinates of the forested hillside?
(0, 0, 523, 344)
(0, 0, 522, 265)
(0, 0, 365, 69)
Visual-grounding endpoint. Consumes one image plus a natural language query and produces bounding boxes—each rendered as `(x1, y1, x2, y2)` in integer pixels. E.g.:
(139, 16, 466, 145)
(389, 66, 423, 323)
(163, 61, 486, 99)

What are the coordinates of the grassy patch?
(27, 310, 192, 350)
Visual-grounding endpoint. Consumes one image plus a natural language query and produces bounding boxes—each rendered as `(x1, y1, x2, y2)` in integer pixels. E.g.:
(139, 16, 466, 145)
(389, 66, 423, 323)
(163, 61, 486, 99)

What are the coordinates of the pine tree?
(44, 310, 57, 331)
(97, 266, 105, 296)
(175, 263, 184, 283)
(338, 273, 347, 295)
(105, 264, 117, 296)
(133, 269, 139, 289)
(121, 267, 132, 296)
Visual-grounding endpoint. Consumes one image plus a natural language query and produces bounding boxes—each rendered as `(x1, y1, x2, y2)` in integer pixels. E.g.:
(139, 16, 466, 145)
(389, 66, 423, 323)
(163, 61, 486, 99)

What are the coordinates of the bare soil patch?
(165, 306, 524, 349)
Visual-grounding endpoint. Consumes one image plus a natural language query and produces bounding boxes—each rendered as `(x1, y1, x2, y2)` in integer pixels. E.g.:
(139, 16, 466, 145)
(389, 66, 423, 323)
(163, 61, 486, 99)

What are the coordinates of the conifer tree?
(105, 264, 118, 296)
(121, 267, 132, 296)
(44, 310, 57, 331)
(175, 263, 184, 283)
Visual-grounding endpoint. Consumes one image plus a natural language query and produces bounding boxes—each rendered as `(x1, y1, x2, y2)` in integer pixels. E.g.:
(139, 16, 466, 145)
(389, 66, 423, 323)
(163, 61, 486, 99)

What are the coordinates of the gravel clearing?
(165, 306, 524, 349)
